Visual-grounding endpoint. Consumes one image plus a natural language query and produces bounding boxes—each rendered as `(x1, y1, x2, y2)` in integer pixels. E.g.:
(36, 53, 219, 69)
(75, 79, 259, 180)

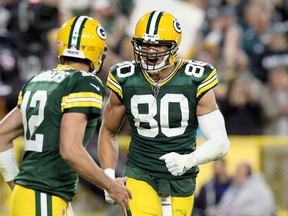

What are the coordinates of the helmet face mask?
(57, 16, 107, 73)
(132, 11, 182, 74)
(132, 39, 178, 74)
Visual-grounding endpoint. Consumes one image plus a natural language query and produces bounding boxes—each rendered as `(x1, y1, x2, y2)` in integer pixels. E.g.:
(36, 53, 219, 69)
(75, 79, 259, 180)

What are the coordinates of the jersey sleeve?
(61, 73, 104, 117)
(107, 71, 123, 99)
(106, 62, 130, 100)
(17, 75, 36, 108)
(194, 62, 218, 101)
(17, 90, 23, 108)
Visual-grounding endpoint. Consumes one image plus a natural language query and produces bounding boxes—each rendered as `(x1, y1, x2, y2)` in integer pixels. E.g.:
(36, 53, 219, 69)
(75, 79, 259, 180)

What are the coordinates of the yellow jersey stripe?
(17, 91, 23, 106)
(107, 72, 123, 98)
(196, 76, 218, 98)
(202, 69, 217, 83)
(61, 101, 102, 112)
(107, 81, 123, 99)
(61, 92, 102, 112)
(62, 92, 102, 101)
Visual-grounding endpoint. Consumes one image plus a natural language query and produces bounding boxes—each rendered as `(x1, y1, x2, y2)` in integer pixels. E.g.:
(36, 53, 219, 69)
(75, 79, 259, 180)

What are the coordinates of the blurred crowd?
(193, 159, 276, 216)
(0, 0, 287, 215)
(0, 0, 288, 136)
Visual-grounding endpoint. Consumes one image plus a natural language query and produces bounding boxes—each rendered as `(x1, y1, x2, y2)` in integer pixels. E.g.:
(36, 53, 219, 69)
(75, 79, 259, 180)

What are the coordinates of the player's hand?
(104, 168, 116, 204)
(104, 189, 115, 204)
(159, 152, 197, 176)
(107, 177, 132, 213)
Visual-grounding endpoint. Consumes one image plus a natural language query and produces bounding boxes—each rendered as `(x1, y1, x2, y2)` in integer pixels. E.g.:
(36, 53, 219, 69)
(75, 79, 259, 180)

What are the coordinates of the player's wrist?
(0, 148, 19, 182)
(104, 168, 115, 179)
(103, 168, 116, 204)
(186, 153, 198, 169)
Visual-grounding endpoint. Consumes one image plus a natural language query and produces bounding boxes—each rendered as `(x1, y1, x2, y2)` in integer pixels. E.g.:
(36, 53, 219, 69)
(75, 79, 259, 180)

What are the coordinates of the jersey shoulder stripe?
(106, 61, 137, 99)
(18, 65, 104, 114)
(107, 72, 123, 98)
(61, 92, 102, 112)
(179, 60, 218, 99)
(17, 91, 23, 106)
(196, 69, 218, 98)
(106, 60, 218, 100)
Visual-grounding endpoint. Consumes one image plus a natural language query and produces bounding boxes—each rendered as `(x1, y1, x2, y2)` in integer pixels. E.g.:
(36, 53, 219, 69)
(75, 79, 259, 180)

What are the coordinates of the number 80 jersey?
(107, 59, 218, 179)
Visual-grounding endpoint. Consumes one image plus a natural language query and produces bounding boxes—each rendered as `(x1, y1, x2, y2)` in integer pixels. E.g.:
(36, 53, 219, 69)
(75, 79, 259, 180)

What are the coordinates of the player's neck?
(67, 62, 90, 72)
(150, 64, 175, 82)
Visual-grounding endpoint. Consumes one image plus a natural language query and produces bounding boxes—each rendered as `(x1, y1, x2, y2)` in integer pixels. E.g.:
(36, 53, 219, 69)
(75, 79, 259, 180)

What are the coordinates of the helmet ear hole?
(59, 56, 65, 64)
(90, 62, 95, 72)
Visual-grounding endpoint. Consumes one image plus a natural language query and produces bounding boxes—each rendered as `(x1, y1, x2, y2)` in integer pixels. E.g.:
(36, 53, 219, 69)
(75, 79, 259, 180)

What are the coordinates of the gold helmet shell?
(57, 16, 107, 73)
(132, 11, 182, 74)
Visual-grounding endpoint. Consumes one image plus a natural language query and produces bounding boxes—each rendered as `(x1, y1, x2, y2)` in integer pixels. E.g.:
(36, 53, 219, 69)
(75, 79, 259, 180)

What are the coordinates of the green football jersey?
(14, 64, 104, 201)
(107, 59, 218, 180)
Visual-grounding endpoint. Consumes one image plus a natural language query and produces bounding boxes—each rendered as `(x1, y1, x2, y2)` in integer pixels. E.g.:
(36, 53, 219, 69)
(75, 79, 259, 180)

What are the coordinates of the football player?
(98, 10, 230, 215)
(0, 16, 131, 216)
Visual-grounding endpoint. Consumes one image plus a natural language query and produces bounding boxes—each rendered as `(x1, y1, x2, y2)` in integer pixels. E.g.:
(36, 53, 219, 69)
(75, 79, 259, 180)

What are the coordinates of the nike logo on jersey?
(90, 83, 100, 91)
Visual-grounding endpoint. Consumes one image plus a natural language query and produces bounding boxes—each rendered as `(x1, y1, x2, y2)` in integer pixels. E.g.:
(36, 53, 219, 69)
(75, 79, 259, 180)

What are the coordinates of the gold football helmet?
(57, 16, 107, 73)
(132, 11, 182, 74)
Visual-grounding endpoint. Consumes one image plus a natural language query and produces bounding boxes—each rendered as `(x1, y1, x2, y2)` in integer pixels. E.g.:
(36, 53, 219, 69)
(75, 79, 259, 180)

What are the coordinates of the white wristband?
(0, 148, 19, 182)
(104, 168, 115, 179)
(103, 168, 116, 204)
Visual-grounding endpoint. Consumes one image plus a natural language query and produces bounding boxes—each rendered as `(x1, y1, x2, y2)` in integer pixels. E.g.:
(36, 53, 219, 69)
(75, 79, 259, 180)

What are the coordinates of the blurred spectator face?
(268, 32, 287, 50)
(235, 50, 249, 71)
(213, 159, 227, 177)
(268, 67, 288, 90)
(244, 3, 262, 27)
(229, 77, 248, 106)
(92, 0, 118, 19)
(233, 163, 251, 185)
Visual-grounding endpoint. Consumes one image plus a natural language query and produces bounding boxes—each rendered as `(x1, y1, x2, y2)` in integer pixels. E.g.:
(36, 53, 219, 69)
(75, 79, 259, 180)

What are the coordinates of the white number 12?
(21, 90, 47, 152)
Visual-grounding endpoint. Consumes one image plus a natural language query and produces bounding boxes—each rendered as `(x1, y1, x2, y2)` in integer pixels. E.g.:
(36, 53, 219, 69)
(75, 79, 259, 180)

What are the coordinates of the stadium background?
(0, 135, 288, 216)
(1, 0, 288, 215)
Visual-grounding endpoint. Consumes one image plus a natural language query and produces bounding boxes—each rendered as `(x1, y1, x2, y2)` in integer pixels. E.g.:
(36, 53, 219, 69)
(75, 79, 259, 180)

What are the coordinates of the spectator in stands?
(193, 158, 231, 216)
(259, 66, 288, 135)
(217, 50, 263, 135)
(209, 162, 275, 216)
(271, 0, 288, 26)
(200, 5, 241, 81)
(253, 24, 288, 83)
(91, 0, 133, 70)
(236, 1, 267, 81)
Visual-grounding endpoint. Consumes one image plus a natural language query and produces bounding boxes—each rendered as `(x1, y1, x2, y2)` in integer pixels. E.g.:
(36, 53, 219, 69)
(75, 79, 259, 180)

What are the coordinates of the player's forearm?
(98, 126, 119, 170)
(0, 148, 19, 182)
(0, 108, 24, 152)
(189, 135, 229, 166)
(195, 109, 230, 165)
(61, 145, 114, 190)
(159, 109, 229, 176)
